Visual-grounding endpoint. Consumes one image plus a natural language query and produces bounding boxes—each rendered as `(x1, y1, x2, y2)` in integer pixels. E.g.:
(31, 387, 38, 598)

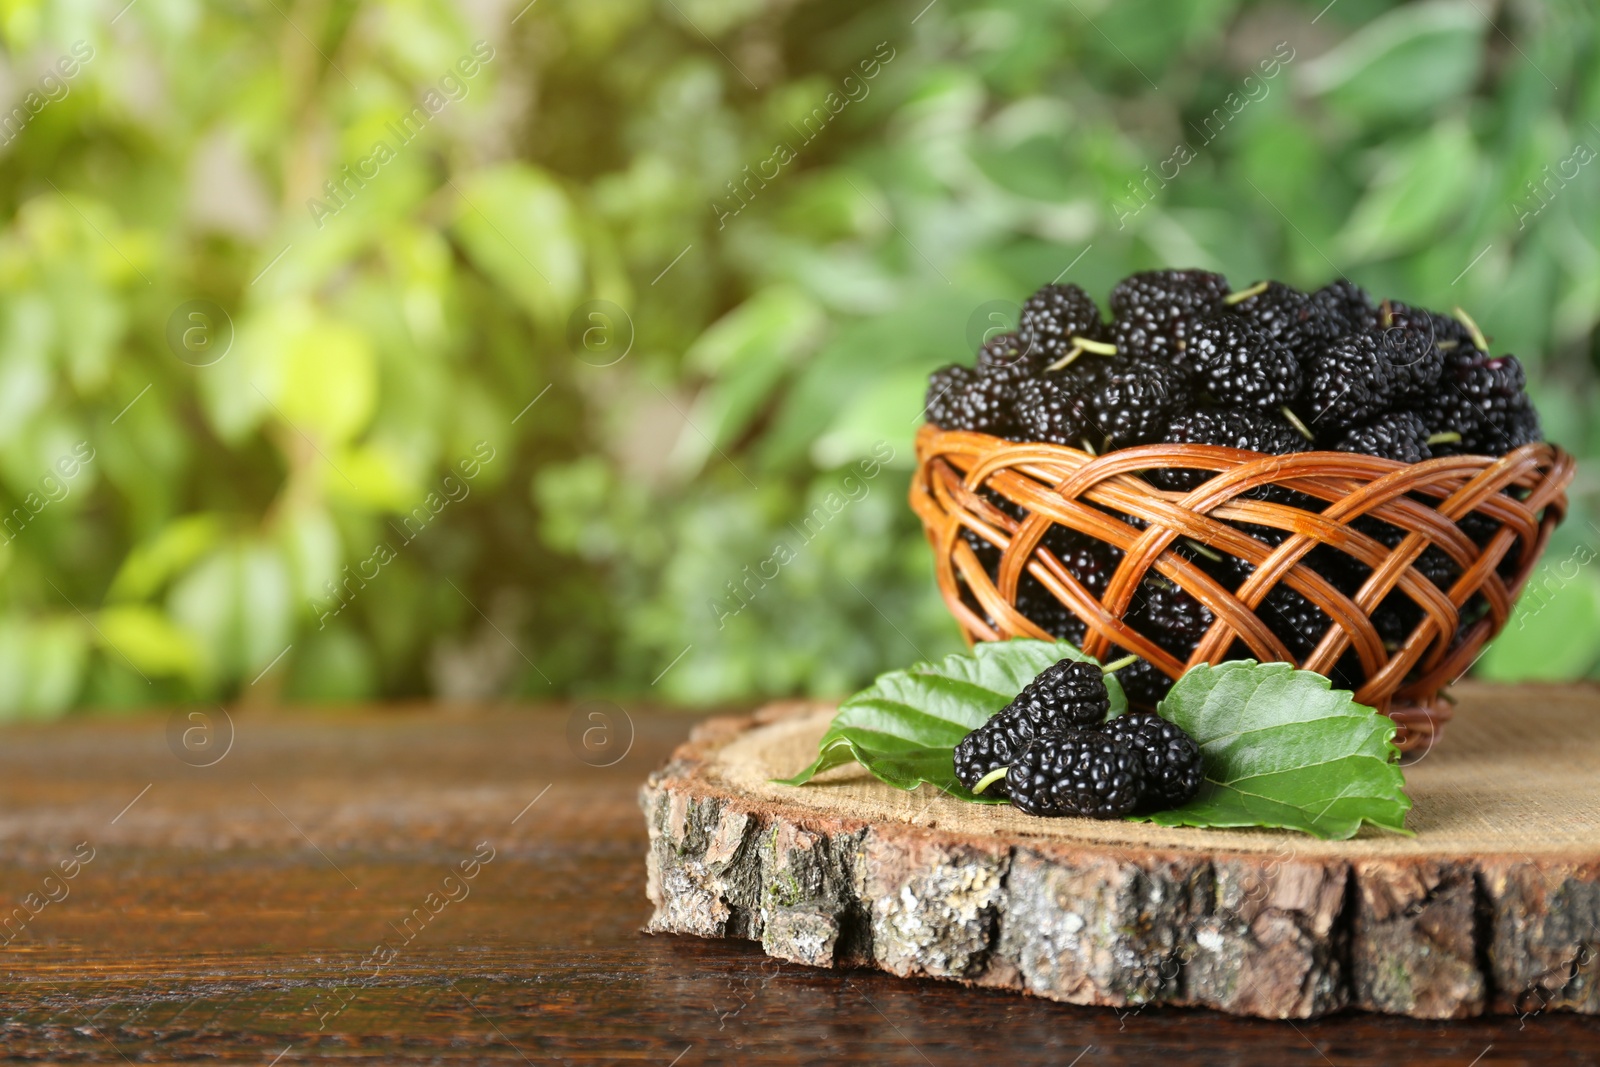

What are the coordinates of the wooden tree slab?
(641, 682, 1600, 1020)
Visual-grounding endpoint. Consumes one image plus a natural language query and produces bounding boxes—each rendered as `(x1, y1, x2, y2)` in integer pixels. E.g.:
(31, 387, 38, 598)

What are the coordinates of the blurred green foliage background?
(0, 0, 1595, 717)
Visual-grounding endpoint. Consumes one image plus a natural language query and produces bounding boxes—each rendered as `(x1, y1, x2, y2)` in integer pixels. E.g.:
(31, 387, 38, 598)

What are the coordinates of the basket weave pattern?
(910, 425, 1575, 751)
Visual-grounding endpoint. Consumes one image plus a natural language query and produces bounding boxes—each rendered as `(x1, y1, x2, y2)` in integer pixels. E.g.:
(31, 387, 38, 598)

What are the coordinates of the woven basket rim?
(909, 425, 1576, 751)
(917, 426, 1571, 467)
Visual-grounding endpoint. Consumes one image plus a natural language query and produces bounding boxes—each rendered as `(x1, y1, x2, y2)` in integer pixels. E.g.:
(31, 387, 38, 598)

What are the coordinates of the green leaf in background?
(0, 617, 91, 717)
(106, 514, 227, 603)
(1478, 564, 1600, 682)
(1134, 662, 1411, 840)
(1337, 119, 1478, 261)
(96, 605, 202, 680)
(671, 287, 827, 476)
(451, 164, 584, 325)
(776, 639, 1125, 800)
(276, 317, 379, 446)
(808, 364, 929, 469)
(167, 543, 293, 685)
(1300, 1, 1483, 121)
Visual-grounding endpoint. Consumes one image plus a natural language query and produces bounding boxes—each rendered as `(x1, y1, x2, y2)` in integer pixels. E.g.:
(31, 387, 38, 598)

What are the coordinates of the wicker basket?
(910, 424, 1575, 752)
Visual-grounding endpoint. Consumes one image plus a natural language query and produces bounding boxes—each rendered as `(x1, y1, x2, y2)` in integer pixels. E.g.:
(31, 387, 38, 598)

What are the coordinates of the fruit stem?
(1426, 431, 1463, 446)
(1072, 336, 1118, 355)
(1452, 306, 1491, 352)
(1280, 405, 1316, 442)
(1379, 298, 1394, 330)
(971, 766, 1009, 795)
(1080, 437, 1098, 455)
(1100, 653, 1140, 674)
(1222, 280, 1269, 305)
(1045, 345, 1084, 372)
(1183, 538, 1223, 562)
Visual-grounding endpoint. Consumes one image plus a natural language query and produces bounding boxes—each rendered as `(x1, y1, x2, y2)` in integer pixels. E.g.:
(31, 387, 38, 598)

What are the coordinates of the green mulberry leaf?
(775, 639, 1124, 801)
(1133, 661, 1411, 840)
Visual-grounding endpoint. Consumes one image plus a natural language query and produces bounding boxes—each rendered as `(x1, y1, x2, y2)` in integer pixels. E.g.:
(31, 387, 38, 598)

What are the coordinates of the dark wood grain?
(0, 703, 1594, 1064)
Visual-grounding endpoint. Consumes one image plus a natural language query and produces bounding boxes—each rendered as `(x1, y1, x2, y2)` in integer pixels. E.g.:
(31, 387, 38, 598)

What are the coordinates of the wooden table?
(1, 699, 1595, 1064)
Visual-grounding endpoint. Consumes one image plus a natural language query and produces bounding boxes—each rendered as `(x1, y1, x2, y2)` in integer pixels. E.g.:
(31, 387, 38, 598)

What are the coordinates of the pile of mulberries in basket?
(925, 270, 1544, 707)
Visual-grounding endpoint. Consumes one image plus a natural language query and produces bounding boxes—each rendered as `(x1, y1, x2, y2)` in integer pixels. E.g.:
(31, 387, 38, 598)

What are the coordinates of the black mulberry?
(1019, 283, 1105, 362)
(1006, 657, 1111, 730)
(1088, 357, 1189, 446)
(1110, 651, 1177, 709)
(1109, 270, 1230, 362)
(1150, 408, 1308, 491)
(1425, 351, 1540, 454)
(1103, 711, 1205, 810)
(1372, 312, 1446, 400)
(1015, 375, 1094, 446)
(1309, 278, 1380, 336)
(1334, 411, 1433, 464)
(1045, 526, 1122, 598)
(953, 705, 1037, 798)
(924, 364, 976, 430)
(1383, 299, 1477, 353)
(1256, 584, 1333, 661)
(969, 361, 1032, 436)
(1299, 331, 1400, 433)
(977, 330, 1045, 376)
(1135, 576, 1214, 652)
(1226, 280, 1342, 357)
(1185, 316, 1304, 410)
(1005, 729, 1147, 818)
(1015, 574, 1086, 645)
